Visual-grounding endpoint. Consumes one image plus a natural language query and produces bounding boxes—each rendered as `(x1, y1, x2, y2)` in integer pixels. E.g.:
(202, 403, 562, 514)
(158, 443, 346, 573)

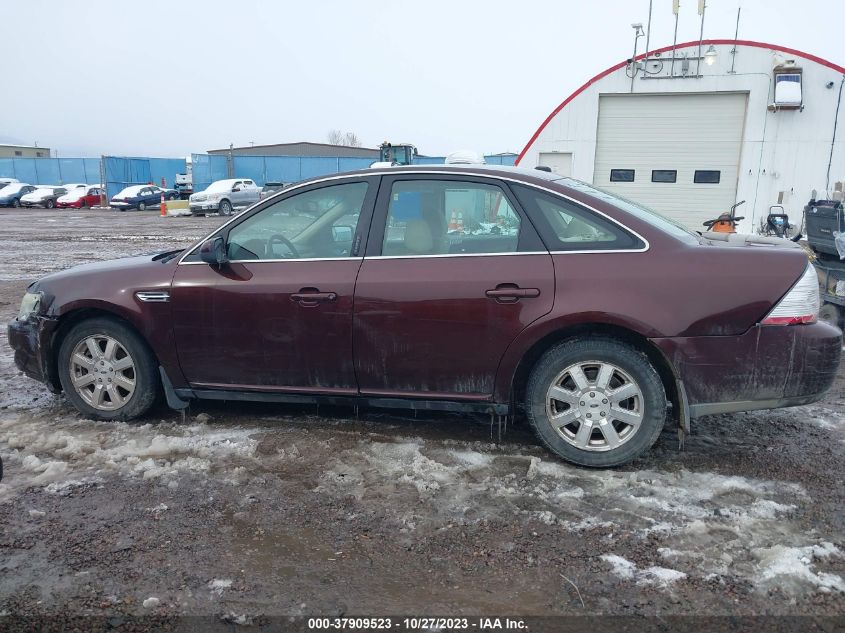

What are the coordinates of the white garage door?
(594, 93, 747, 230)
(538, 152, 572, 177)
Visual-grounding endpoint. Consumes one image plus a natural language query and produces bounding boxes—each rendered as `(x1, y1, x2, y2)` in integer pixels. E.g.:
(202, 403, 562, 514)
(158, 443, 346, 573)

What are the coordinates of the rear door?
(352, 174, 555, 400)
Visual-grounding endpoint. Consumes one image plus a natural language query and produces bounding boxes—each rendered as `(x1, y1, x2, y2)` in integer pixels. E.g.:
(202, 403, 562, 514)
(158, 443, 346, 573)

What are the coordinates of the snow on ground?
(316, 436, 844, 595)
(0, 415, 261, 502)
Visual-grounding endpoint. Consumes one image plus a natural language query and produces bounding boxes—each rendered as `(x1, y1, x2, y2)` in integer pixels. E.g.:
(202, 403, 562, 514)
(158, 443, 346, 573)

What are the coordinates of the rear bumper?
(653, 322, 842, 418)
(7, 316, 61, 391)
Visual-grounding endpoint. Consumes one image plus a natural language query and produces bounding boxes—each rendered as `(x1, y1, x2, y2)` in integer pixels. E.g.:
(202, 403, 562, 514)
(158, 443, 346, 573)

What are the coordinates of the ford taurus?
(8, 166, 840, 466)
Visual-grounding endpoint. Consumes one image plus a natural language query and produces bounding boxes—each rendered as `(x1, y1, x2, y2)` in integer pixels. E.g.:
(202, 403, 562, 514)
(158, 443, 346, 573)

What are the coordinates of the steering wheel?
(268, 234, 300, 259)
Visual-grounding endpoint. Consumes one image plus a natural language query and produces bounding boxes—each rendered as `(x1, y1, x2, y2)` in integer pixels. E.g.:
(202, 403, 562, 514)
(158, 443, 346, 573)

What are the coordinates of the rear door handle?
(485, 285, 541, 303)
(291, 289, 337, 307)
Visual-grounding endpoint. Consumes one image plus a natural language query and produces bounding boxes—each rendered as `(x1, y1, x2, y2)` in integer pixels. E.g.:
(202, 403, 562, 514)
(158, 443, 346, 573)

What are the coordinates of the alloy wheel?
(546, 360, 644, 452)
(68, 335, 136, 410)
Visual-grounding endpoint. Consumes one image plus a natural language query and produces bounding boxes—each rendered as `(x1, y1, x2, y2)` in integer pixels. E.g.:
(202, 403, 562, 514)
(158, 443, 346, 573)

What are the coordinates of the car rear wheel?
(526, 337, 667, 467)
(57, 317, 158, 421)
(219, 199, 233, 216)
(138, 201, 146, 211)
(12, 199, 20, 208)
(819, 303, 841, 329)
(46, 199, 55, 209)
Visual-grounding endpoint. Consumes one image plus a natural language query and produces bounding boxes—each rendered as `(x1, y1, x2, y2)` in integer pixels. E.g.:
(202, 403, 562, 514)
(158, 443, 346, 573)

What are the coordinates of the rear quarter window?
(512, 184, 644, 252)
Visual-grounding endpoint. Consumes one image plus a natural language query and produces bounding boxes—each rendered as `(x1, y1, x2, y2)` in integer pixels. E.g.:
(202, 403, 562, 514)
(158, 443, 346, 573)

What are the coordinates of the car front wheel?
(57, 317, 158, 420)
(138, 201, 146, 211)
(526, 337, 667, 467)
(219, 199, 233, 216)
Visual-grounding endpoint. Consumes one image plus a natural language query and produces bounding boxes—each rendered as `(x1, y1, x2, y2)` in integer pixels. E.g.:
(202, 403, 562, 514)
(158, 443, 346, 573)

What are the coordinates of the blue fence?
(191, 153, 518, 193)
(103, 156, 187, 199)
(0, 157, 100, 186)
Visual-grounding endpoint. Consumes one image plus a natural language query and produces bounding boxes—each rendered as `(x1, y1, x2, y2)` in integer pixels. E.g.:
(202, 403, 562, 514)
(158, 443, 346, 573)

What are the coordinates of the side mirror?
(332, 225, 354, 243)
(232, 186, 241, 192)
(199, 236, 229, 265)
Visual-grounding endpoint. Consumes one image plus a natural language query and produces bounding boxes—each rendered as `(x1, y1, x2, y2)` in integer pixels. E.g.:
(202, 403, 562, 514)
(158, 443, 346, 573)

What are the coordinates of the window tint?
(652, 170, 677, 183)
(226, 182, 368, 261)
(512, 184, 642, 251)
(382, 180, 520, 256)
(694, 170, 721, 184)
(610, 169, 635, 182)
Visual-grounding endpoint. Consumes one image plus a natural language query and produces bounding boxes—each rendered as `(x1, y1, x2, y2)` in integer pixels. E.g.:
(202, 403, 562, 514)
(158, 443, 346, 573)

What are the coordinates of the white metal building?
(517, 39, 845, 233)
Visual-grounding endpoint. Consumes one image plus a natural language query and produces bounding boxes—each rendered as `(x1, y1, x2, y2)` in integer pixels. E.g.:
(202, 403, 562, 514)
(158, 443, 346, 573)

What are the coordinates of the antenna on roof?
(696, 0, 707, 76)
(729, 6, 742, 74)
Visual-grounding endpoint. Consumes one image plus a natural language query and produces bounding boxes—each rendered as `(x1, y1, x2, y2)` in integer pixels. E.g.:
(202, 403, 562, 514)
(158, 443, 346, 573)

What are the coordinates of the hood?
(32, 251, 183, 318)
(57, 192, 83, 203)
(21, 192, 45, 201)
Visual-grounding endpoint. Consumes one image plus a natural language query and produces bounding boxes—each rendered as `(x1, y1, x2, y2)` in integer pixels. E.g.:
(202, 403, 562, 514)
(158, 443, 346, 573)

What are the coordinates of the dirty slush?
(0, 209, 843, 623)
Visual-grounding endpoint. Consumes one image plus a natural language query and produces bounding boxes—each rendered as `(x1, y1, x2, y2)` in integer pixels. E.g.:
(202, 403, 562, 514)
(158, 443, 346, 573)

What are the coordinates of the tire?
(525, 337, 667, 468)
(46, 199, 55, 209)
(12, 198, 20, 208)
(138, 201, 146, 211)
(80, 199, 87, 209)
(57, 317, 159, 421)
(819, 303, 841, 329)
(218, 199, 233, 216)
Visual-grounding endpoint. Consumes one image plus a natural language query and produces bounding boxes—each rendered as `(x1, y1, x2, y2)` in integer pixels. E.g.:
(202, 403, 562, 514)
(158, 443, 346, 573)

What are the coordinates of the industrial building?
(0, 143, 50, 158)
(208, 141, 379, 159)
(517, 39, 845, 234)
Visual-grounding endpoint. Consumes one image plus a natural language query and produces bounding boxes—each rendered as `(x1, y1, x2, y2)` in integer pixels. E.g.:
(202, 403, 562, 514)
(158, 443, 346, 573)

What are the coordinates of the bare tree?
(343, 131, 362, 147)
(326, 129, 362, 147)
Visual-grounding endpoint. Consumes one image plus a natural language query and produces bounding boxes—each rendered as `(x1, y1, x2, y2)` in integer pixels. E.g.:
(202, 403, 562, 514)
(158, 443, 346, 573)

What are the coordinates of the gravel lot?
(0, 208, 843, 625)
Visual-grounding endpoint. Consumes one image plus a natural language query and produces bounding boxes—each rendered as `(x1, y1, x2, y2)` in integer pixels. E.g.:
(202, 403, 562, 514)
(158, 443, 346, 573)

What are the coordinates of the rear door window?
(380, 179, 525, 256)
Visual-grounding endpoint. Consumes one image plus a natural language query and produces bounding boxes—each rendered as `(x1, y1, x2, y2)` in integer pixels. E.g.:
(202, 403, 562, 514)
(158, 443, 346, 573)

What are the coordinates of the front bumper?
(7, 316, 61, 391)
(189, 201, 219, 212)
(654, 322, 842, 417)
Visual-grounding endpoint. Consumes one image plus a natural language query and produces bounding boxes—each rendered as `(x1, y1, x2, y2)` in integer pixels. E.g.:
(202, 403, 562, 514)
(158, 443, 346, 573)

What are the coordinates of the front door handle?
(485, 285, 541, 303)
(291, 289, 338, 307)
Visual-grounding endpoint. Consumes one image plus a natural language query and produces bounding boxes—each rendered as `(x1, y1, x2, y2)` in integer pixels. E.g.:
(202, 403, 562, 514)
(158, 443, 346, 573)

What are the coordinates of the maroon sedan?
(8, 166, 840, 466)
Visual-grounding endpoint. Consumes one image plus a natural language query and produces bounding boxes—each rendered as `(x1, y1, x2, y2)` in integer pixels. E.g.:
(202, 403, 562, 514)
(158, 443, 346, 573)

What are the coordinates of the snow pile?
(0, 415, 261, 501)
(753, 543, 845, 592)
(600, 554, 687, 587)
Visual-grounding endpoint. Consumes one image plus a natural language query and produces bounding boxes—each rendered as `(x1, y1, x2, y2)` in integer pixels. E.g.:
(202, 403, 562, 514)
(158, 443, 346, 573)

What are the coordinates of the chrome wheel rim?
(69, 335, 136, 410)
(546, 360, 644, 452)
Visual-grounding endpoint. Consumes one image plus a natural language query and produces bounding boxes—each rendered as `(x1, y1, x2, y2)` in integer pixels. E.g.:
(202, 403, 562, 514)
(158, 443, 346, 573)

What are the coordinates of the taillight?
(761, 263, 819, 325)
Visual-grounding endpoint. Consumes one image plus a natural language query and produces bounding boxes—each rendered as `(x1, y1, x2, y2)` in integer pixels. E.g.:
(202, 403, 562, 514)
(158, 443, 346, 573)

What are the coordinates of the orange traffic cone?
(160, 192, 166, 217)
(448, 209, 458, 231)
(456, 211, 464, 232)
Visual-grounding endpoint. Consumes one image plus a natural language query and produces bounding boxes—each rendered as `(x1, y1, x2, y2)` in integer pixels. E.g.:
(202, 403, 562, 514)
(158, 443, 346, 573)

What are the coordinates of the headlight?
(18, 291, 43, 320)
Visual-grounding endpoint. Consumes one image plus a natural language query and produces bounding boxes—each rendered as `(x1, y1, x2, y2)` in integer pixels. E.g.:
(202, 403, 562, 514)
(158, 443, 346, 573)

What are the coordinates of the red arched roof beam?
(515, 39, 845, 165)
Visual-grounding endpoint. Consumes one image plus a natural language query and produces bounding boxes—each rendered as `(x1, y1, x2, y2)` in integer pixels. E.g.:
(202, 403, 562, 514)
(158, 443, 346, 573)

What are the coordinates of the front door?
(170, 176, 378, 393)
(353, 175, 555, 400)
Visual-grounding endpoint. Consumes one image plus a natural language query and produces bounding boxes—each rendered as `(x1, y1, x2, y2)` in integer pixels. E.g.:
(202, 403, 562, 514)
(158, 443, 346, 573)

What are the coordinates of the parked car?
(189, 178, 260, 216)
(57, 185, 105, 209)
(0, 177, 20, 190)
(21, 186, 67, 208)
(8, 166, 841, 467)
(61, 183, 88, 191)
(0, 183, 35, 207)
(110, 185, 179, 211)
(259, 181, 288, 200)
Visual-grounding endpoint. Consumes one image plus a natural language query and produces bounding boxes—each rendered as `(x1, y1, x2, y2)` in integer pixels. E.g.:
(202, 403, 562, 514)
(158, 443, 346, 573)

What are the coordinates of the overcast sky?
(4, 0, 844, 158)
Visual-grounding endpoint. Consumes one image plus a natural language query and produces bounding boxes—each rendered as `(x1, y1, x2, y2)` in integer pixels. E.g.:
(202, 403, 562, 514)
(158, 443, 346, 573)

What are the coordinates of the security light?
(704, 45, 718, 66)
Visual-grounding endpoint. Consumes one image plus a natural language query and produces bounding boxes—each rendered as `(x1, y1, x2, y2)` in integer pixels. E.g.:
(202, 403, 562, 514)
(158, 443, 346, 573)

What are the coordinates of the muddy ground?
(0, 208, 843, 627)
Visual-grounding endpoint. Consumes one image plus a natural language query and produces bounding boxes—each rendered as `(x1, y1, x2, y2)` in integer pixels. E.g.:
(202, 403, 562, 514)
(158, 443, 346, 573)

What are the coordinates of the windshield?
(61, 188, 85, 199)
(556, 177, 701, 245)
(31, 188, 56, 196)
(206, 180, 234, 193)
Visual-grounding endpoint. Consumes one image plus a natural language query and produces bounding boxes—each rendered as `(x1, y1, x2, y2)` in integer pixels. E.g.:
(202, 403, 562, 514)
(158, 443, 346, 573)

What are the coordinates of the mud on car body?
(8, 166, 841, 467)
